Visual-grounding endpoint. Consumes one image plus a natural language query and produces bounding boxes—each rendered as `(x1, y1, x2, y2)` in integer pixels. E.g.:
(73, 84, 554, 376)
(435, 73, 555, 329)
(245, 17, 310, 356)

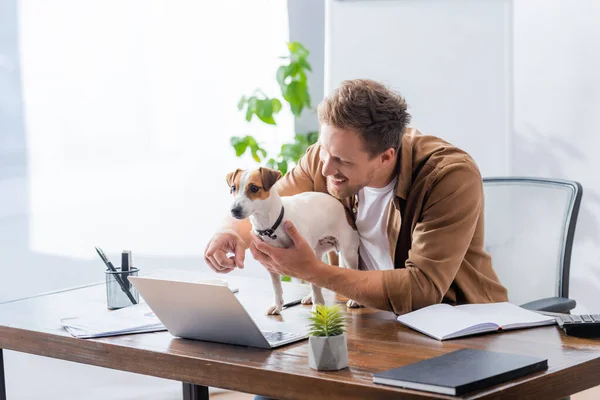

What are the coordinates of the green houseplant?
(307, 304, 349, 371)
(230, 41, 318, 177)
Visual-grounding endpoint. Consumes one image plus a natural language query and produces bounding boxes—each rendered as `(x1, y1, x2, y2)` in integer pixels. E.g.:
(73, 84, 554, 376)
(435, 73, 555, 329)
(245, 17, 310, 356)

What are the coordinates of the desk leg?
(1, 349, 6, 400)
(182, 383, 209, 400)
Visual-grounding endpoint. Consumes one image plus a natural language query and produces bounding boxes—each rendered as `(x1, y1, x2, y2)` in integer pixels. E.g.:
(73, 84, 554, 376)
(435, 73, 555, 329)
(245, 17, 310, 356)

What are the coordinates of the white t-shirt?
(355, 178, 397, 271)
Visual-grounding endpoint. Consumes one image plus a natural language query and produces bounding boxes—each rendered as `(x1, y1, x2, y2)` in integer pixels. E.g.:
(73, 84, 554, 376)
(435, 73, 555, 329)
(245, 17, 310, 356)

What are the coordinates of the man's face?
(318, 124, 380, 199)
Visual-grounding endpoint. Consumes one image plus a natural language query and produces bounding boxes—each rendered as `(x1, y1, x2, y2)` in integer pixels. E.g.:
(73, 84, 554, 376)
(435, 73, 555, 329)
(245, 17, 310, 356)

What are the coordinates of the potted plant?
(307, 304, 349, 371)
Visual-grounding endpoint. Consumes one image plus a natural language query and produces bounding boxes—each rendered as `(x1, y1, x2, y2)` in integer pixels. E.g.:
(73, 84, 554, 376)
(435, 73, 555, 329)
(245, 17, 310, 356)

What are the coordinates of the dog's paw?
(301, 293, 313, 305)
(346, 299, 362, 308)
(265, 303, 283, 315)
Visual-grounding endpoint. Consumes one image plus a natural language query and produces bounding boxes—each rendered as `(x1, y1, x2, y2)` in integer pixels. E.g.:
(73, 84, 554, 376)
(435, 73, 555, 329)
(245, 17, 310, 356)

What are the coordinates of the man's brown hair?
(317, 79, 411, 157)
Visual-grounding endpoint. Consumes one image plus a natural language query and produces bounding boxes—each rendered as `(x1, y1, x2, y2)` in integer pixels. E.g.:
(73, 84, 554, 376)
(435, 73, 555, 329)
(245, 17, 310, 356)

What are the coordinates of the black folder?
(373, 348, 548, 396)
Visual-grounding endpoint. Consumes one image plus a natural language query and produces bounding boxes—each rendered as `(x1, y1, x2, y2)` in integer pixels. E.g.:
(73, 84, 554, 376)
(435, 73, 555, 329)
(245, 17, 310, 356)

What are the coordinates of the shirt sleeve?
(275, 144, 319, 196)
(381, 162, 484, 315)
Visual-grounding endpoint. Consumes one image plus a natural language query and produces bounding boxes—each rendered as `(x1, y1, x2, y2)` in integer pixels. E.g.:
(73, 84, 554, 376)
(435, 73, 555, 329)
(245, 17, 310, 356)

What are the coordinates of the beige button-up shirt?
(277, 128, 508, 315)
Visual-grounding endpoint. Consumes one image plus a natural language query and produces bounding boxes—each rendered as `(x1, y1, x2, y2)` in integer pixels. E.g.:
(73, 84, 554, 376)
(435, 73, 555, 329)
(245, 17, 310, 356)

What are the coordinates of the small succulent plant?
(308, 304, 346, 337)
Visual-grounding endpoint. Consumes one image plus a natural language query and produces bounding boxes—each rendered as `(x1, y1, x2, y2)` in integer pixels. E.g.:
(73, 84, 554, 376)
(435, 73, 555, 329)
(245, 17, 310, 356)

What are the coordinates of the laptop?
(128, 276, 307, 349)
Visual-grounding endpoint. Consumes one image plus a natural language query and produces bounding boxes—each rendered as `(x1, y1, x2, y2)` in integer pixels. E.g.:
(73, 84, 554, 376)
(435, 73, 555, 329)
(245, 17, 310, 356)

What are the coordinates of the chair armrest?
(520, 297, 577, 313)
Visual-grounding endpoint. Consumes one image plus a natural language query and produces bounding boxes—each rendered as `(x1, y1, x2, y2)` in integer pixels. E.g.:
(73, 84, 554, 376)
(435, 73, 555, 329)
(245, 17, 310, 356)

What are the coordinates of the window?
(1, 0, 292, 300)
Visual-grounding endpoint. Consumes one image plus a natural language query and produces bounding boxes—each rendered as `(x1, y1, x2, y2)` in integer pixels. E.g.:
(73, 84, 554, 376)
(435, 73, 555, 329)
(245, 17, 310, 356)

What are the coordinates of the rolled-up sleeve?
(382, 162, 484, 315)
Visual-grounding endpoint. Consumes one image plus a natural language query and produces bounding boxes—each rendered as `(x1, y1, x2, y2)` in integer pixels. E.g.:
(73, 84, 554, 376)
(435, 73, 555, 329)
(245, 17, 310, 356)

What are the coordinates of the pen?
(95, 246, 137, 305)
(121, 250, 132, 288)
(282, 299, 303, 309)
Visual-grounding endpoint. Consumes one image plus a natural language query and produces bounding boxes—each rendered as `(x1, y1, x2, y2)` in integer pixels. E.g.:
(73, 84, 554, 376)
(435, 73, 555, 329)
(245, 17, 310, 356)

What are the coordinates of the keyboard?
(261, 330, 305, 344)
(554, 314, 600, 338)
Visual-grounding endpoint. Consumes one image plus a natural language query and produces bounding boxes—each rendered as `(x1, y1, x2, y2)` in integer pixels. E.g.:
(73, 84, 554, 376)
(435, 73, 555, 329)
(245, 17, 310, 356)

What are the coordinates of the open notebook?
(396, 302, 556, 341)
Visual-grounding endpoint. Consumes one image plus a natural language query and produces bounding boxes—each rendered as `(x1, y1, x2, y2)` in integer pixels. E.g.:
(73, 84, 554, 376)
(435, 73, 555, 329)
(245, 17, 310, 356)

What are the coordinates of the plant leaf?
(307, 304, 346, 337)
(245, 97, 258, 122)
(266, 158, 277, 169)
(237, 96, 247, 110)
(256, 99, 276, 125)
(231, 136, 249, 157)
(276, 65, 288, 89)
(245, 135, 258, 147)
(288, 41, 309, 61)
(277, 161, 288, 175)
(299, 58, 312, 72)
(271, 98, 282, 114)
(288, 62, 302, 79)
(307, 131, 319, 144)
(283, 80, 309, 117)
(290, 102, 303, 117)
(250, 145, 261, 162)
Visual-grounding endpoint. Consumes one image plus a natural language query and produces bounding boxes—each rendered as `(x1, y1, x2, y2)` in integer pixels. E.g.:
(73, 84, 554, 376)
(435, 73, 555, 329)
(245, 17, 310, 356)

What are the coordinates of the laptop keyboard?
(261, 330, 304, 343)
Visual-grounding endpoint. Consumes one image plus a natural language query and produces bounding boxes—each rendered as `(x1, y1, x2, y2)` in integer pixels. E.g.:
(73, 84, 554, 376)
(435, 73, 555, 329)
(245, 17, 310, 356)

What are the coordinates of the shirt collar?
(394, 128, 417, 200)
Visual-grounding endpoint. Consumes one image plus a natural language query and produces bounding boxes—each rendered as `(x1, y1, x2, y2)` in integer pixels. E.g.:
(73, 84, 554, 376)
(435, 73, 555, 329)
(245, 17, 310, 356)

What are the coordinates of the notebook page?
(396, 303, 497, 340)
(455, 302, 555, 328)
(60, 302, 164, 336)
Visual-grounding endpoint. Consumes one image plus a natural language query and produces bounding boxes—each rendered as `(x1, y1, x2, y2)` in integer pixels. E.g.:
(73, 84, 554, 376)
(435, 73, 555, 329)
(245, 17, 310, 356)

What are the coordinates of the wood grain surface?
(1, 271, 600, 399)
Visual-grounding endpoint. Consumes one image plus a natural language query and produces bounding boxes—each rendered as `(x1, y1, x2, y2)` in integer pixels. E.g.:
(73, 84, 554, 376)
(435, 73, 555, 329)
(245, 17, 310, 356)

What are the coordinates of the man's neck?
(367, 155, 399, 189)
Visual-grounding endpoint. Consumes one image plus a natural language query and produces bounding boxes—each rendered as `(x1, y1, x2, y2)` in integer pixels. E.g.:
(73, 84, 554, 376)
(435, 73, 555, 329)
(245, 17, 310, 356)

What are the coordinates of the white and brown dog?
(226, 167, 361, 315)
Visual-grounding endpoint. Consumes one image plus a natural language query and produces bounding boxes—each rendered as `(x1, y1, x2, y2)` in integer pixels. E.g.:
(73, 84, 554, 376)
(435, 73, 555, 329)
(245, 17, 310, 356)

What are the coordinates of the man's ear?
(259, 167, 282, 191)
(226, 168, 242, 187)
(379, 147, 396, 166)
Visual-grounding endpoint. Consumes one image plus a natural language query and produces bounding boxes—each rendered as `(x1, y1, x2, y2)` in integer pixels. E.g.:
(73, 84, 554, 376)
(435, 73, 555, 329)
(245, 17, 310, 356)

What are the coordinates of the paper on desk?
(61, 276, 241, 339)
(61, 302, 166, 339)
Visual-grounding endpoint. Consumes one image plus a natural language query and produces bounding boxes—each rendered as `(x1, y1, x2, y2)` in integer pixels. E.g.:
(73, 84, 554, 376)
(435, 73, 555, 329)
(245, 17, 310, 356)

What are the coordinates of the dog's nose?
(231, 206, 243, 219)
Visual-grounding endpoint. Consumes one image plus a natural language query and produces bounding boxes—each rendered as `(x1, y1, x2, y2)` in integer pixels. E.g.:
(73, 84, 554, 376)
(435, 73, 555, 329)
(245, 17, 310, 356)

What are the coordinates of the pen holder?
(105, 267, 139, 310)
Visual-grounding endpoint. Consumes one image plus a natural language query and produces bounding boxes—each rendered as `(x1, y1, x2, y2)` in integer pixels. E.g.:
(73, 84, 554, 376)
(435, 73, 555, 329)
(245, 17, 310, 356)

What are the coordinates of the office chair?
(482, 177, 583, 314)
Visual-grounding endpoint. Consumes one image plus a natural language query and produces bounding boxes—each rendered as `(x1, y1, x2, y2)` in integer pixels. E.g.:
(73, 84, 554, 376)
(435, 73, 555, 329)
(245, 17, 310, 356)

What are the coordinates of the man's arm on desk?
(250, 164, 485, 314)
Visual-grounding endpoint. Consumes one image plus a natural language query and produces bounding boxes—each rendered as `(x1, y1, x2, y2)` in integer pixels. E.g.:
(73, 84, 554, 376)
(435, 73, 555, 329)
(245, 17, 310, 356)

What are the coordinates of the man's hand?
(249, 221, 322, 280)
(204, 229, 246, 273)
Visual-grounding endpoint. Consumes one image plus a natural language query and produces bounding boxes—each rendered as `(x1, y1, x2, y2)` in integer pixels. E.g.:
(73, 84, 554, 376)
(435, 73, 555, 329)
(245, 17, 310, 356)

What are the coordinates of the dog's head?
(226, 167, 282, 219)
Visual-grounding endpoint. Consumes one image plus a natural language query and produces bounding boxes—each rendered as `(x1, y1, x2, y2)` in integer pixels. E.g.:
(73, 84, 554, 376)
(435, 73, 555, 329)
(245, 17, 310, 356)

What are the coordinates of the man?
(205, 79, 508, 316)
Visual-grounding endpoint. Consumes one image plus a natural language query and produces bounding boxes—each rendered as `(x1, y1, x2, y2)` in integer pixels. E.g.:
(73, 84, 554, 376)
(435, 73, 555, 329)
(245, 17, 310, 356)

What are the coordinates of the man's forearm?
(219, 216, 253, 247)
(307, 262, 392, 312)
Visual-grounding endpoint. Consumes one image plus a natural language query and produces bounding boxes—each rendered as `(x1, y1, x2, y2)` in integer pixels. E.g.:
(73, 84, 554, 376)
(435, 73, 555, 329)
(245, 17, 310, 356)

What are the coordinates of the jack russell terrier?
(226, 166, 361, 315)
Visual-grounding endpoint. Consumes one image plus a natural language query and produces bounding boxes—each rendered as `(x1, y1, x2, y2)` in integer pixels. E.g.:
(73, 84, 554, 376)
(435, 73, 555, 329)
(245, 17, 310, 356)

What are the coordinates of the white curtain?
(18, 0, 293, 260)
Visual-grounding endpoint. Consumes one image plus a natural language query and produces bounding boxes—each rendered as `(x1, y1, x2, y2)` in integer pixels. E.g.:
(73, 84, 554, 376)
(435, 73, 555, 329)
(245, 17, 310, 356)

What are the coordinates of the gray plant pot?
(308, 333, 348, 371)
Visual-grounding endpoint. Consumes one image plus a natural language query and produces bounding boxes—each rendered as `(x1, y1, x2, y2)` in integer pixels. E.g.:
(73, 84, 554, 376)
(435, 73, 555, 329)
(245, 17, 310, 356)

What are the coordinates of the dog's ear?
(259, 167, 282, 191)
(226, 169, 242, 188)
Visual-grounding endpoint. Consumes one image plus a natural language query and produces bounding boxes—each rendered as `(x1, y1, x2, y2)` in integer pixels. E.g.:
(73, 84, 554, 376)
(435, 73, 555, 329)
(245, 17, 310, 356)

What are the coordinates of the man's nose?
(321, 157, 336, 177)
(231, 206, 243, 218)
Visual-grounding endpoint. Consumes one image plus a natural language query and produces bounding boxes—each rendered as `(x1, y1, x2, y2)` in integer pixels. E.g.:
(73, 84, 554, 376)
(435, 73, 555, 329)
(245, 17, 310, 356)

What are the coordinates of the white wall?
(325, 0, 600, 313)
(288, 0, 325, 134)
(325, 0, 513, 178)
(512, 0, 600, 314)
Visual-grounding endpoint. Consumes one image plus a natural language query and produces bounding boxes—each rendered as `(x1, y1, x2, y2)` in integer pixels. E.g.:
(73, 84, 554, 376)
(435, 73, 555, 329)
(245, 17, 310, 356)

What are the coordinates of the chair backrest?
(482, 177, 582, 305)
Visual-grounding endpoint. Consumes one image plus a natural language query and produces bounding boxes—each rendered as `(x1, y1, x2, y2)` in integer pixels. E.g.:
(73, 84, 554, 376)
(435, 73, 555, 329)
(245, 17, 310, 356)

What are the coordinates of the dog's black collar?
(255, 206, 285, 240)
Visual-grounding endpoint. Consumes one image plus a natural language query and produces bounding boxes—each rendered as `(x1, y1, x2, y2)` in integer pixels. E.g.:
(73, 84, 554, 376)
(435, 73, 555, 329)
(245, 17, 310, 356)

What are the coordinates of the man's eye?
(250, 185, 260, 193)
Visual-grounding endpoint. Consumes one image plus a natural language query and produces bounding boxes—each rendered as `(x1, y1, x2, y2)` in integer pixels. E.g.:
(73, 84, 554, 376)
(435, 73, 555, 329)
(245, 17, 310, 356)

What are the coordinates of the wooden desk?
(1, 274, 600, 400)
